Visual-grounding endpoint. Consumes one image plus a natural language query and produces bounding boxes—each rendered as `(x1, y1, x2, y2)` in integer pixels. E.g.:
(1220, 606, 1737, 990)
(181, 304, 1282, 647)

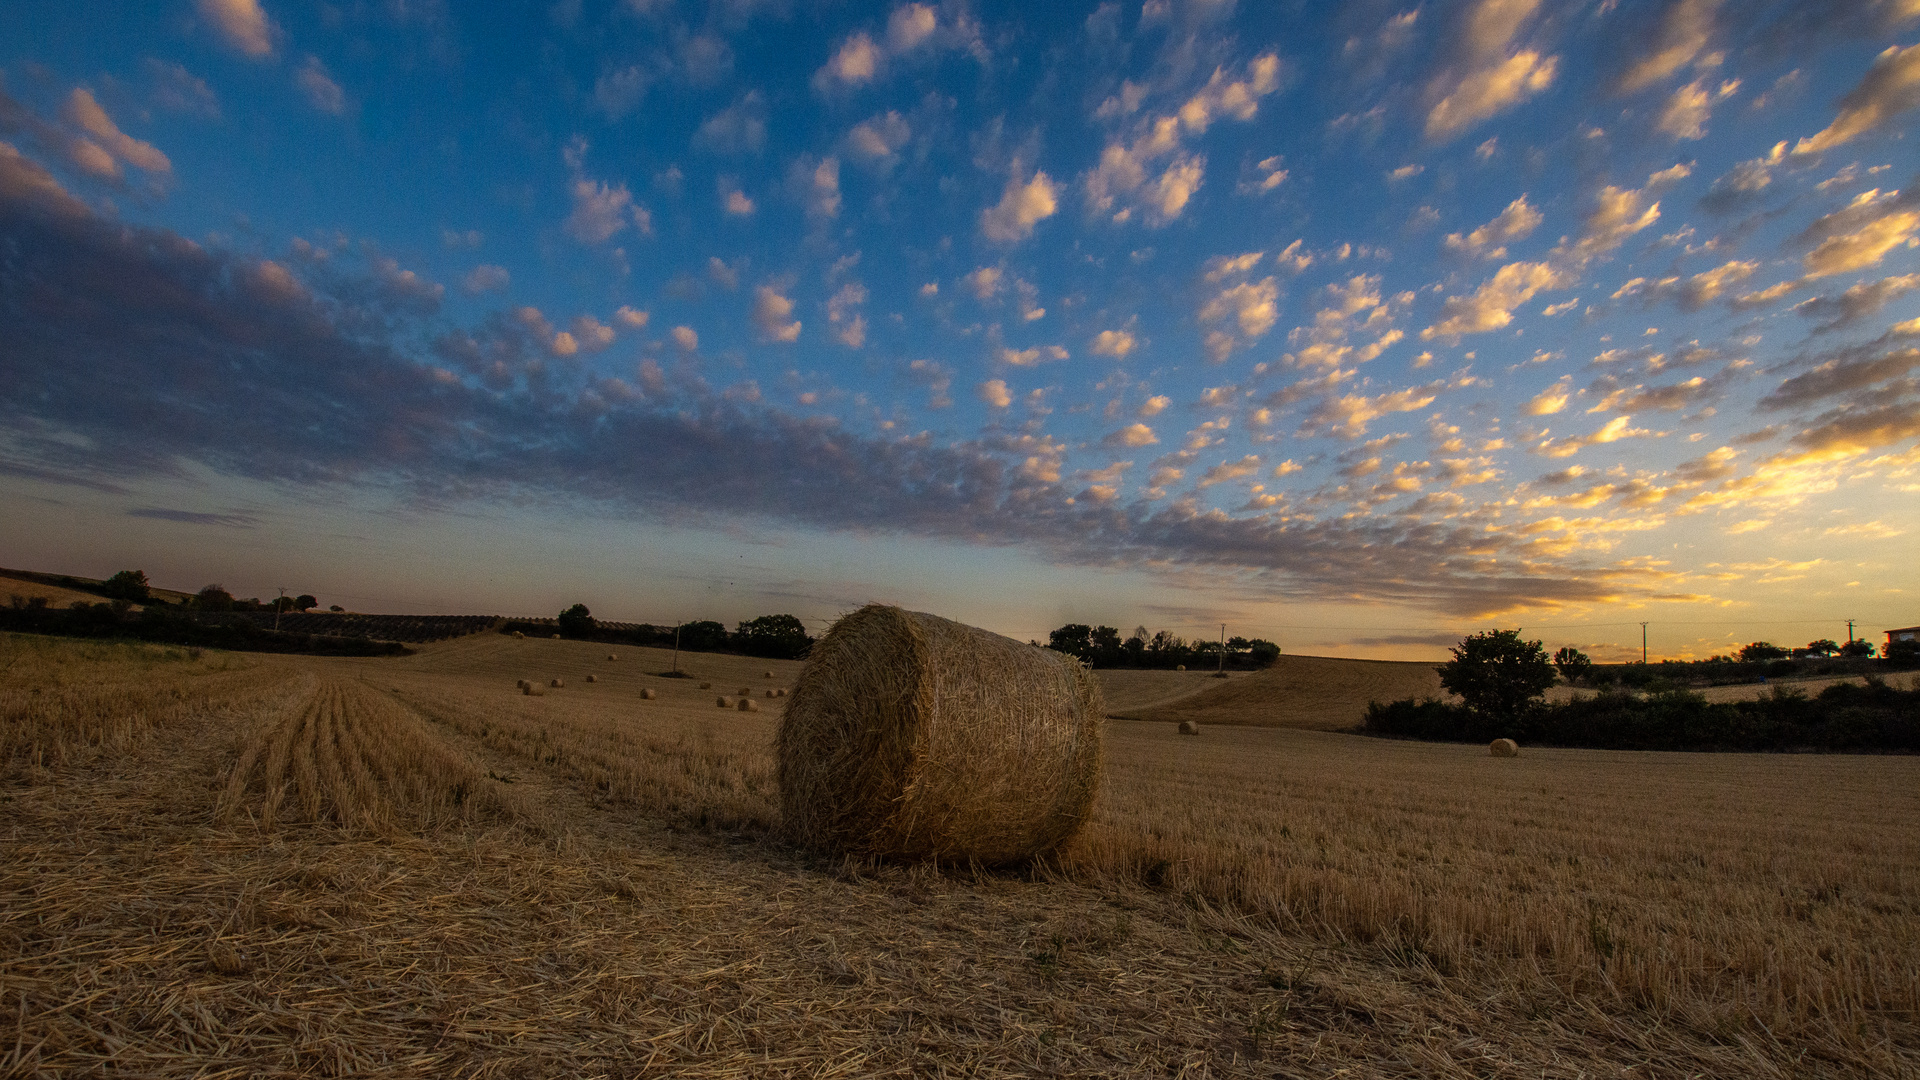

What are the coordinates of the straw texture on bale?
(764, 689, 777, 698)
(778, 604, 1104, 863)
(715, 696, 730, 708)
(1176, 665, 1186, 671)
(1490, 738, 1520, 758)
(550, 678, 564, 688)
(585, 674, 597, 683)
(1178, 720, 1201, 736)
(640, 687, 656, 700)
(606, 654, 618, 661)
(738, 698, 759, 712)
(765, 670, 776, 678)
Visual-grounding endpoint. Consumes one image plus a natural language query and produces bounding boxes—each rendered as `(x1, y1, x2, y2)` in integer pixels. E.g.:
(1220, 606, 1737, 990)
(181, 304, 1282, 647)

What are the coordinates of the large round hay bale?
(1178, 720, 1200, 736)
(585, 674, 597, 683)
(640, 687, 657, 700)
(512, 631, 525, 639)
(1490, 738, 1520, 757)
(776, 687, 787, 697)
(606, 653, 618, 661)
(778, 604, 1103, 863)
(764, 670, 776, 679)
(738, 697, 759, 712)
(699, 682, 712, 690)
(715, 696, 731, 708)
(1175, 664, 1186, 671)
(550, 678, 564, 688)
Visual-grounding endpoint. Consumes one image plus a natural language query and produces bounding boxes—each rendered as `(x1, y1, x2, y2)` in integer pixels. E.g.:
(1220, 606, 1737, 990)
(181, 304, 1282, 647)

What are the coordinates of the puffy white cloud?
(561, 140, 649, 244)
(1534, 414, 1653, 458)
(670, 325, 698, 351)
(1199, 277, 1279, 338)
(1797, 187, 1920, 277)
(1084, 55, 1277, 227)
(720, 177, 756, 216)
(1618, 0, 1720, 94)
(1105, 422, 1159, 448)
(1656, 77, 1739, 140)
(1442, 194, 1543, 259)
(1425, 0, 1559, 140)
(571, 315, 616, 352)
(803, 155, 840, 219)
(887, 4, 937, 51)
(816, 32, 881, 89)
(751, 286, 801, 342)
(462, 264, 509, 294)
(372, 256, 443, 306)
(963, 266, 1002, 300)
(980, 170, 1058, 243)
(615, 306, 649, 329)
(1421, 260, 1561, 339)
(1795, 273, 1920, 330)
(694, 93, 767, 155)
(977, 378, 1012, 408)
(1198, 455, 1262, 487)
(1139, 395, 1170, 417)
(1700, 141, 1786, 212)
(1090, 329, 1136, 358)
(61, 89, 171, 177)
(1793, 43, 1920, 156)
(1203, 251, 1264, 281)
(1524, 378, 1571, 415)
(197, 0, 273, 58)
(828, 281, 867, 347)
(1558, 165, 1688, 265)
(295, 56, 346, 115)
(1303, 384, 1442, 438)
(847, 110, 912, 163)
(1176, 54, 1282, 133)
(998, 344, 1069, 366)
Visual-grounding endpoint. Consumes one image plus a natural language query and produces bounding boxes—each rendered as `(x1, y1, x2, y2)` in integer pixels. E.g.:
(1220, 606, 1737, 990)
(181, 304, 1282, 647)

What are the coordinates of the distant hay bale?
(516, 679, 530, 690)
(776, 688, 788, 697)
(1490, 738, 1520, 758)
(551, 634, 561, 639)
(778, 604, 1103, 863)
(738, 698, 759, 712)
(585, 674, 597, 683)
(764, 670, 776, 679)
(738, 687, 751, 696)
(716, 696, 731, 708)
(550, 678, 564, 688)
(640, 687, 656, 700)
(1175, 664, 1186, 671)
(522, 684, 543, 696)
(765, 689, 777, 698)
(699, 682, 712, 690)
(1178, 720, 1201, 736)
(512, 631, 525, 639)
(606, 653, 617, 661)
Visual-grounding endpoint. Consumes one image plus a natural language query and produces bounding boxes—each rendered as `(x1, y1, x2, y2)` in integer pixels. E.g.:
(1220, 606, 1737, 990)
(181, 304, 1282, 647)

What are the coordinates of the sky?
(2, 0, 1918, 661)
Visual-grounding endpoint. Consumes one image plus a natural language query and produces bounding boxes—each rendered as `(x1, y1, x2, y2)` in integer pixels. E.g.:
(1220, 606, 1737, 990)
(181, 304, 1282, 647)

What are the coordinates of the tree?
(677, 620, 729, 651)
(734, 614, 812, 659)
(1048, 624, 1095, 661)
(103, 570, 150, 603)
(1888, 638, 1920, 663)
(1439, 629, 1557, 722)
(294, 594, 318, 611)
(1552, 645, 1593, 684)
(1839, 638, 1875, 658)
(1247, 639, 1282, 666)
(195, 584, 234, 611)
(557, 603, 595, 637)
(1739, 641, 1789, 662)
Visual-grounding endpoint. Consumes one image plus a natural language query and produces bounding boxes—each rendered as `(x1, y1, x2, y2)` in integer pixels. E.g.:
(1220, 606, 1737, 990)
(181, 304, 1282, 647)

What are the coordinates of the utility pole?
(1640, 622, 1649, 665)
(1218, 623, 1226, 675)
(275, 587, 287, 633)
(1847, 619, 1856, 646)
(671, 622, 682, 675)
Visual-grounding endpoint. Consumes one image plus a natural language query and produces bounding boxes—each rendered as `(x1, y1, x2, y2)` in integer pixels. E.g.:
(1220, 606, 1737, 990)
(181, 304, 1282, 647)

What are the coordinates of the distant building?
(1887, 626, 1920, 646)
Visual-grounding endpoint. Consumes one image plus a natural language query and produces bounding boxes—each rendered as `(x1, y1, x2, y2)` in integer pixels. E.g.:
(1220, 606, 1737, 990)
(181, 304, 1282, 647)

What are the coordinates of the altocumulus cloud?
(0, 145, 1713, 619)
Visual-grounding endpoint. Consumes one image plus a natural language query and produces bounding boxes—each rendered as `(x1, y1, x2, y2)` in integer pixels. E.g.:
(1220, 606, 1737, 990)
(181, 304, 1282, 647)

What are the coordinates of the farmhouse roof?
(1886, 625, 1920, 635)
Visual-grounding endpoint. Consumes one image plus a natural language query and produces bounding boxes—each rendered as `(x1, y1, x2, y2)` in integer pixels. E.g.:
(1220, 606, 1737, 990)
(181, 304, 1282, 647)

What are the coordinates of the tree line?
(1366, 628, 1920, 753)
(507, 605, 815, 660)
(1042, 624, 1281, 670)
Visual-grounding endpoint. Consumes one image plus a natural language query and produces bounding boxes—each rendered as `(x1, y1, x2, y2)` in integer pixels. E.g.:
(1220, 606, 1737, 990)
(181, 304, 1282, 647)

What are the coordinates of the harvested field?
(0, 571, 121, 612)
(3, 631, 1916, 1077)
(1109, 654, 1446, 730)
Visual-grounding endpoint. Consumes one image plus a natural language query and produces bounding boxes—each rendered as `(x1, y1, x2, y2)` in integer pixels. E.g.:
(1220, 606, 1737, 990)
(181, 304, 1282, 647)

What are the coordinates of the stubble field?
(3, 630, 1916, 1078)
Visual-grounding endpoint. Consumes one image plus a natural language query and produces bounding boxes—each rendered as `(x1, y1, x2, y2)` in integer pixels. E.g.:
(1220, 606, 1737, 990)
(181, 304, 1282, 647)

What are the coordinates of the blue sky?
(3, 0, 1918, 659)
